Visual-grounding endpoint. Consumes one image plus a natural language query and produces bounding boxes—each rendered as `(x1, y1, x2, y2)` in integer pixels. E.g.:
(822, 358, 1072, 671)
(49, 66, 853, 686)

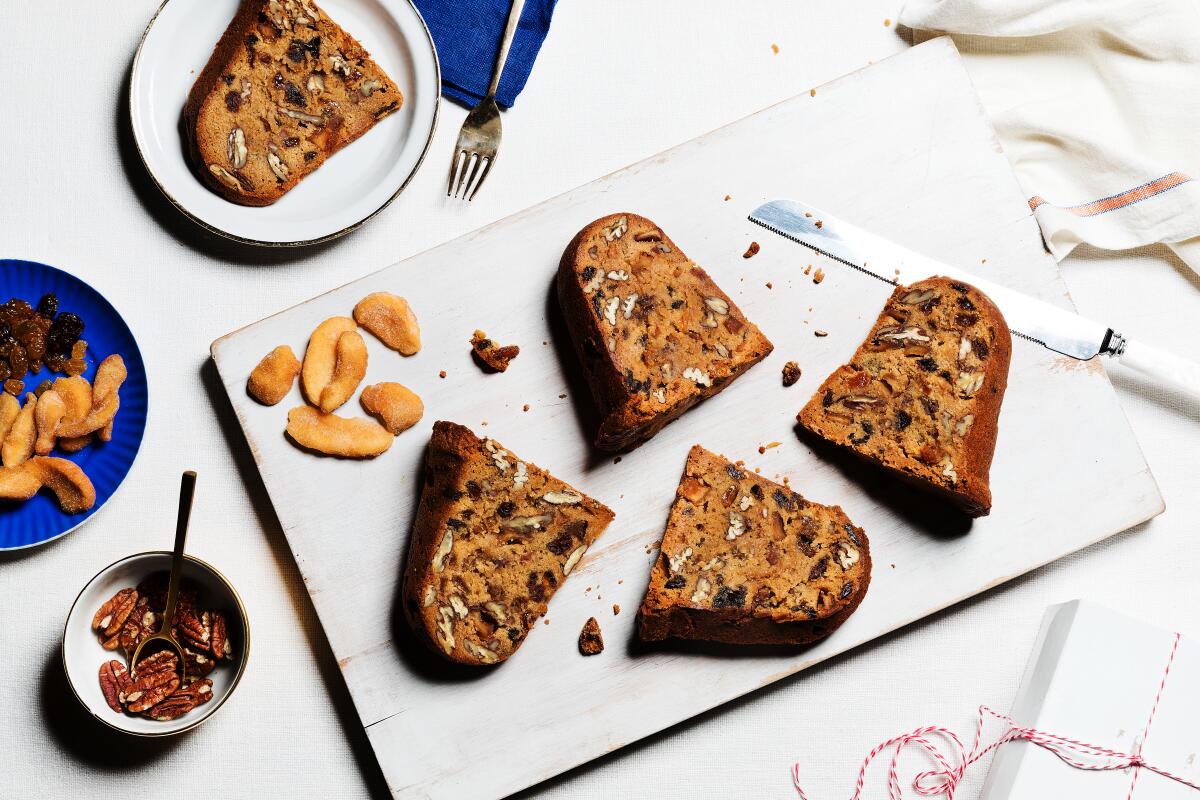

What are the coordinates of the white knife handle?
(1116, 339, 1200, 400)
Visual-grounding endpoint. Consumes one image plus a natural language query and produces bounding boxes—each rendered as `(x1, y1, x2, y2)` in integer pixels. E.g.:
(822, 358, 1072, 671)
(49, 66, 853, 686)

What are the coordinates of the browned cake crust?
(402, 422, 615, 666)
(184, 0, 403, 206)
(798, 277, 1012, 517)
(639, 445, 871, 645)
(557, 214, 774, 452)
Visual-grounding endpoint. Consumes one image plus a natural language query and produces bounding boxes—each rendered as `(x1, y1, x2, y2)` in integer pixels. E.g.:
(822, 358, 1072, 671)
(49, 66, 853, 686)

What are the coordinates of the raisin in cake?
(638, 445, 871, 645)
(402, 422, 615, 665)
(185, 0, 403, 206)
(557, 214, 774, 452)
(798, 277, 1011, 517)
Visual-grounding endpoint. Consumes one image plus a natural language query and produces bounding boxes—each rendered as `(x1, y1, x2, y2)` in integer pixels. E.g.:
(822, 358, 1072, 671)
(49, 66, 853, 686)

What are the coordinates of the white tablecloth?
(2, 3, 1196, 798)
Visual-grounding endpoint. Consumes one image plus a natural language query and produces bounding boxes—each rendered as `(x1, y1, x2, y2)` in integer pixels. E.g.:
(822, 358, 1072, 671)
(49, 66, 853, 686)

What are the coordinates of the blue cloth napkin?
(413, 0, 557, 109)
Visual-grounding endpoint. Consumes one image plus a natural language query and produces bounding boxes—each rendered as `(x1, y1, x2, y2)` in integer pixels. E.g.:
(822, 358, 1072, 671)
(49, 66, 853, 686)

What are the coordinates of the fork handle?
(487, 0, 526, 100)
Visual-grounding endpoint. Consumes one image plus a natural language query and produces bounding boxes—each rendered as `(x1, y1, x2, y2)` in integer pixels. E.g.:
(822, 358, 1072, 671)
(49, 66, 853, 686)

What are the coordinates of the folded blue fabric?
(412, 0, 557, 108)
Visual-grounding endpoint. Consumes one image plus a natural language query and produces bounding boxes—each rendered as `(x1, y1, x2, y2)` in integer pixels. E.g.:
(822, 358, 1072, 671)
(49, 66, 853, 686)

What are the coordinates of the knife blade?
(749, 198, 1116, 359)
(749, 198, 1200, 400)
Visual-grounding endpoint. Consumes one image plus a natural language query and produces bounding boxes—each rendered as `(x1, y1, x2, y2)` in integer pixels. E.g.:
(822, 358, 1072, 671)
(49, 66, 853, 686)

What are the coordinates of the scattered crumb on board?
(579, 617, 604, 655)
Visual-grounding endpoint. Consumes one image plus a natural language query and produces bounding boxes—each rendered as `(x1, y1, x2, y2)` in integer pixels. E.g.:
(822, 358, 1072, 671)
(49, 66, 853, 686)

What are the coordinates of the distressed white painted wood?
(211, 39, 1162, 800)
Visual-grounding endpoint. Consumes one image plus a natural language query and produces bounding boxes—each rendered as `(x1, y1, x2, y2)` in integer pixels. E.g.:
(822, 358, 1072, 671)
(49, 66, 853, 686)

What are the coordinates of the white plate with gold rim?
(130, 0, 440, 247)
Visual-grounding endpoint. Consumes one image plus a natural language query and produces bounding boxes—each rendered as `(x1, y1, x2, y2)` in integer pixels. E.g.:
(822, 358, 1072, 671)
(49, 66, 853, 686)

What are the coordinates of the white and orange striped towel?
(899, 0, 1200, 274)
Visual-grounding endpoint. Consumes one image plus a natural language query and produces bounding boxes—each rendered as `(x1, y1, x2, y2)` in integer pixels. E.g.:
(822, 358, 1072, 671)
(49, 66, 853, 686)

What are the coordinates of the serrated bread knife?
(749, 198, 1200, 401)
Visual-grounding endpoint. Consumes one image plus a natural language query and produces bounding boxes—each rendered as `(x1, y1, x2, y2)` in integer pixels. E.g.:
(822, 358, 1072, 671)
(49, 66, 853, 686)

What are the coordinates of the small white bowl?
(62, 551, 250, 737)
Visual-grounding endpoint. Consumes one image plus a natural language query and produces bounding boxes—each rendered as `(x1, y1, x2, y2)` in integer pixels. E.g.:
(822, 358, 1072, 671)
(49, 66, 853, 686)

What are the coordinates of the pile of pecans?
(91, 574, 235, 722)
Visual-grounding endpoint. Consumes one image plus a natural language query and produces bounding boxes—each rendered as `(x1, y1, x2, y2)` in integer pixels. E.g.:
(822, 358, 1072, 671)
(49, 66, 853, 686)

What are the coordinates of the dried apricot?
(318, 331, 368, 413)
(29, 456, 96, 513)
(285, 406, 392, 458)
(0, 393, 18, 443)
(360, 382, 423, 435)
(34, 389, 64, 456)
(247, 345, 300, 406)
(300, 317, 356, 405)
(2, 393, 36, 467)
(353, 293, 420, 355)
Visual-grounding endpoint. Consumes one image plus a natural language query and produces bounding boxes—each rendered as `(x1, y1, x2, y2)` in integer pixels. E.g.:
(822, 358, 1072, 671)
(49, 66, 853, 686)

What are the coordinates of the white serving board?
(211, 39, 1163, 800)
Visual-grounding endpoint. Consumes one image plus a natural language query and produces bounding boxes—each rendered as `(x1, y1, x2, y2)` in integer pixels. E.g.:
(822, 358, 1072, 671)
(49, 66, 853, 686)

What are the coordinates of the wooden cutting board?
(211, 39, 1163, 800)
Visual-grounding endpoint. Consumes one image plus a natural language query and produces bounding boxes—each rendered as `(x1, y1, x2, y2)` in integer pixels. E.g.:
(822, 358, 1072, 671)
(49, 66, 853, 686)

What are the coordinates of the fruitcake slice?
(639, 445, 871, 645)
(557, 214, 774, 452)
(185, 0, 403, 206)
(402, 422, 615, 665)
(798, 277, 1011, 517)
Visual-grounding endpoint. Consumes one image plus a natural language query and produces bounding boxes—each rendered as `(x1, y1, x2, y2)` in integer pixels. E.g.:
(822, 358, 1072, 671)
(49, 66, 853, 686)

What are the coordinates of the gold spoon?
(129, 470, 197, 681)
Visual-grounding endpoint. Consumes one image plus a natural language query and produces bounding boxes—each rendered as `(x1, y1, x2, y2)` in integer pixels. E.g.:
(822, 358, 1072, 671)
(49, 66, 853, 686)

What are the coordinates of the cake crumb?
(522, 404, 530, 412)
(724, 194, 732, 201)
(558, 393, 567, 399)
(614, 456, 622, 464)
(758, 441, 781, 455)
(743, 241, 760, 259)
(613, 604, 621, 616)
(804, 264, 812, 275)
(884, 18, 891, 26)
(765, 281, 773, 289)
(782, 361, 802, 387)
(438, 370, 447, 379)
(809, 88, 816, 97)
(470, 329, 520, 373)
(804, 212, 813, 218)
(544, 618, 551, 625)
(813, 268, 825, 284)
(814, 220, 824, 229)
(770, 43, 780, 54)
(815, 330, 828, 337)
(579, 617, 604, 655)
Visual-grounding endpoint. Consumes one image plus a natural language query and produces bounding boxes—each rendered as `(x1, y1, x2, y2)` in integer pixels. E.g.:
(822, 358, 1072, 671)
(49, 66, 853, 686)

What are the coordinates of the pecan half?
(176, 610, 213, 653)
(209, 612, 232, 660)
(183, 647, 217, 679)
(92, 588, 137, 638)
(145, 679, 214, 721)
(98, 660, 131, 713)
(122, 651, 180, 713)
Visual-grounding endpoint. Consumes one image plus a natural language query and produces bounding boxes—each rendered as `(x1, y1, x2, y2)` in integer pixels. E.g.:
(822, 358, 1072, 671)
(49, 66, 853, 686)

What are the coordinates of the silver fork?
(447, 0, 527, 200)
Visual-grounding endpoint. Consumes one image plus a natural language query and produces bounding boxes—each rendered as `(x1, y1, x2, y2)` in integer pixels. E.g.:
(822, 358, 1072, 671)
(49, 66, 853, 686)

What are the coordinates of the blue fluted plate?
(0, 261, 148, 550)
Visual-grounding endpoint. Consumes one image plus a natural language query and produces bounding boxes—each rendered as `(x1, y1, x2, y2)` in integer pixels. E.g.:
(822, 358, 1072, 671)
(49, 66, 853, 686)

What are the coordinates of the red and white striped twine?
(793, 633, 1195, 800)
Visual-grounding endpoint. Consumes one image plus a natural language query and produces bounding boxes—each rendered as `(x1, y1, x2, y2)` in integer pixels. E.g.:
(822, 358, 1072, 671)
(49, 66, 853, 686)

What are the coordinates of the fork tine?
(455, 152, 479, 199)
(462, 153, 488, 201)
(446, 150, 465, 197)
(467, 156, 494, 201)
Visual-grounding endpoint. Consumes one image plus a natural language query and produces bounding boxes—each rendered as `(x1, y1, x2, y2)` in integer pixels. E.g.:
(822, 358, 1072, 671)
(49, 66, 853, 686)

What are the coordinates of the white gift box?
(981, 600, 1200, 800)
